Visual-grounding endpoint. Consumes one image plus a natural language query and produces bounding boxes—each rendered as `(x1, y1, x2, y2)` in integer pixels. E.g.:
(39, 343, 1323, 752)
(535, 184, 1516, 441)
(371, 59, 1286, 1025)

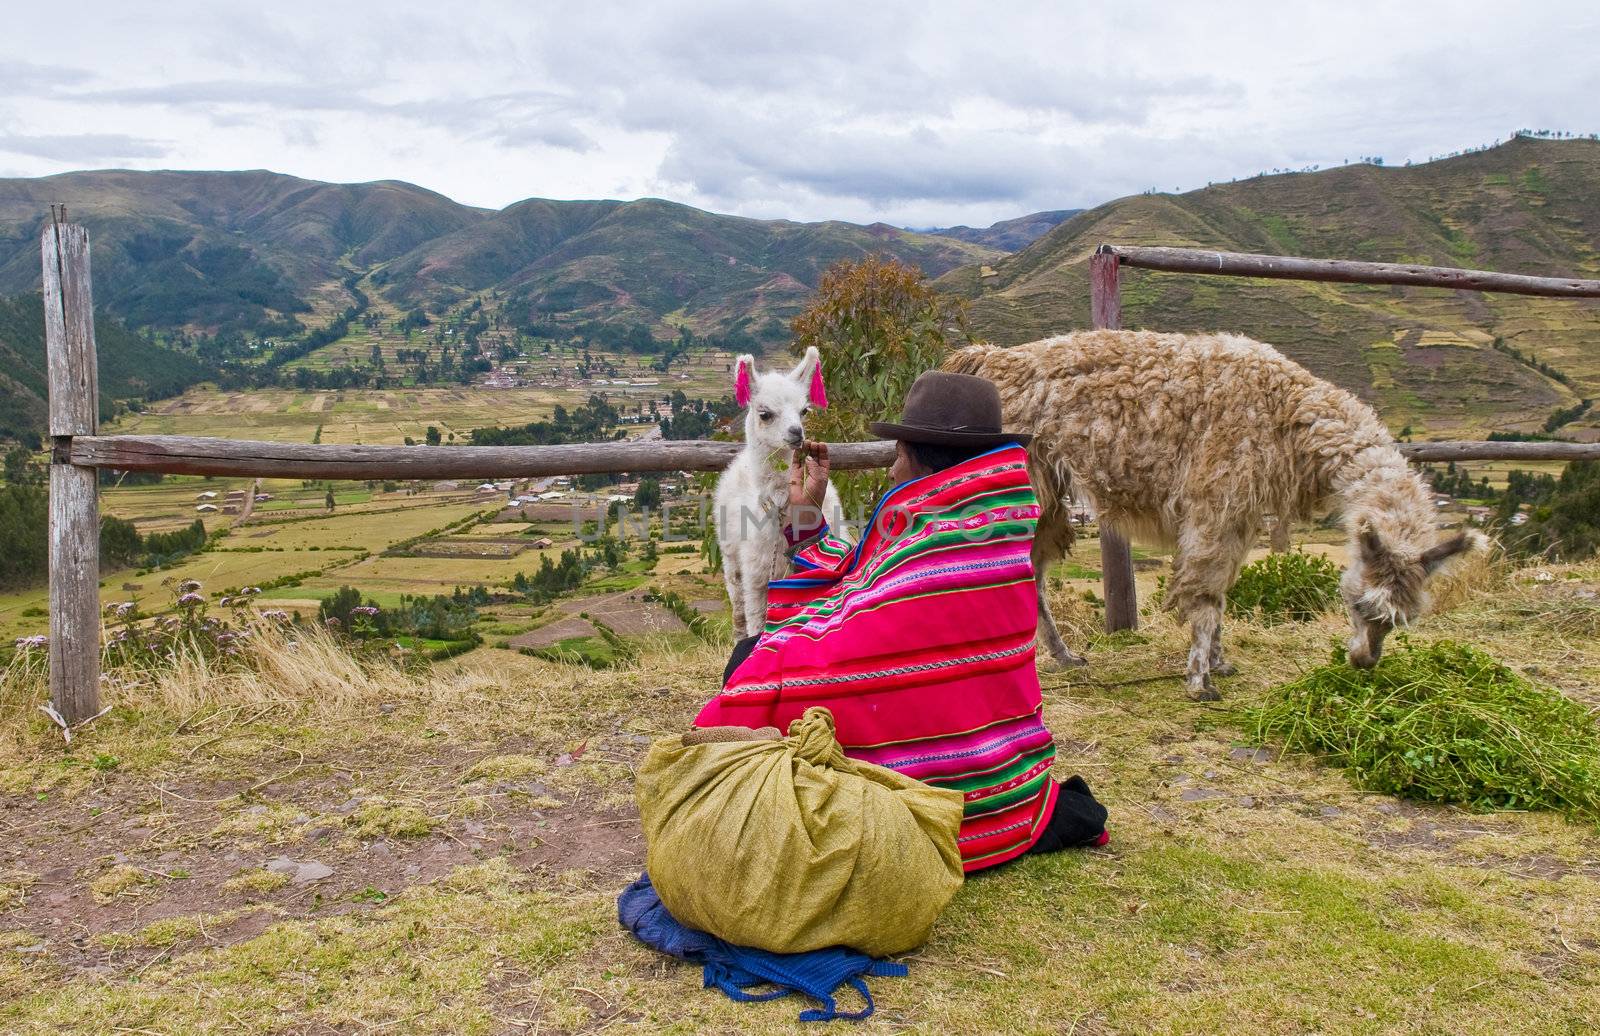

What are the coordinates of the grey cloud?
(3, 1, 1598, 225)
(69, 78, 600, 154)
(0, 59, 95, 93)
(0, 132, 171, 163)
(658, 118, 1076, 208)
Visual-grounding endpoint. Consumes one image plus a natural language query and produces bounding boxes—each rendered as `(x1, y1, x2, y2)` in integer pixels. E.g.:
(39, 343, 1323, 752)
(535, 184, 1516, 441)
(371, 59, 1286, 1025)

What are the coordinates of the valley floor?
(2, 557, 1599, 1034)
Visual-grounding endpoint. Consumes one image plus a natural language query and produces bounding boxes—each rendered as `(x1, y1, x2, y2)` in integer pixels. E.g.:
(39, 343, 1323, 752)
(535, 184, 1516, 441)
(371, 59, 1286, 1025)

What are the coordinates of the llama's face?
(734, 347, 828, 455)
(1341, 528, 1480, 667)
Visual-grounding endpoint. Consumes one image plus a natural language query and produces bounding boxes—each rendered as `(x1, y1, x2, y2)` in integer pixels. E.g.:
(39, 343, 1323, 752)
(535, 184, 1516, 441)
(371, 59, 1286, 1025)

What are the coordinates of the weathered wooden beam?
(66, 431, 1599, 479)
(1090, 250, 1139, 633)
(1098, 244, 1600, 299)
(71, 434, 901, 480)
(1397, 440, 1600, 462)
(42, 219, 102, 727)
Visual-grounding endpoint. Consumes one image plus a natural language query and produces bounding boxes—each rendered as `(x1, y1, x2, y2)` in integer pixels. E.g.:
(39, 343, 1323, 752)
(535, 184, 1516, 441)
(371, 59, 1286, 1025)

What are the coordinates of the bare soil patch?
(0, 733, 647, 983)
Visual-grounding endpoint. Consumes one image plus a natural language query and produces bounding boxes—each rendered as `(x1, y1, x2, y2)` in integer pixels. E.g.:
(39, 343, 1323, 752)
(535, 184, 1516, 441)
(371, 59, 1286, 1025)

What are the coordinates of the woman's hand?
(787, 440, 830, 525)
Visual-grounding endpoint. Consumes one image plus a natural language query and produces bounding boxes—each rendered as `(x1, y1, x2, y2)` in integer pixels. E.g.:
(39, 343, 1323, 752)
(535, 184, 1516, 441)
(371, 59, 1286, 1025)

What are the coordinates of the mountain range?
(0, 172, 1047, 342)
(0, 136, 1596, 441)
(940, 136, 1600, 438)
(916, 210, 1080, 251)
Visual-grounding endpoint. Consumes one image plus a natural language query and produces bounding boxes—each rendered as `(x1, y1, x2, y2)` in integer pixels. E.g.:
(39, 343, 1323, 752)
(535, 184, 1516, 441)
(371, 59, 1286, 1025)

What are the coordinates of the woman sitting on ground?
(698, 371, 1108, 871)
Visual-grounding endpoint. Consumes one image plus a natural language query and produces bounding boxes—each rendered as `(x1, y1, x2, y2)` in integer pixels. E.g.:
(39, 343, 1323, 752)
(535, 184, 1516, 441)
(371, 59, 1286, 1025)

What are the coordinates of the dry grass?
(2, 558, 1599, 1033)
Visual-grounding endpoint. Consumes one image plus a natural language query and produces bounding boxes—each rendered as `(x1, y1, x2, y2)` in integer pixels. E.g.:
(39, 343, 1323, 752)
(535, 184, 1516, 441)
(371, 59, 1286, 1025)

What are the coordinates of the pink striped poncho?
(695, 444, 1059, 871)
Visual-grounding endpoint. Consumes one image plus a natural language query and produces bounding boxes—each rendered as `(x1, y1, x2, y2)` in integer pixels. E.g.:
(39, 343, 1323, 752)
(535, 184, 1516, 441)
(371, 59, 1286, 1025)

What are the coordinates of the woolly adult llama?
(946, 330, 1483, 699)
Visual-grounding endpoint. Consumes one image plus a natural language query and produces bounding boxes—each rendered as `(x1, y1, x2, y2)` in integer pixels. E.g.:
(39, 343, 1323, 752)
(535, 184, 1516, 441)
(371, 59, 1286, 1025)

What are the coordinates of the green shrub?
(1227, 550, 1342, 623)
(1250, 639, 1600, 818)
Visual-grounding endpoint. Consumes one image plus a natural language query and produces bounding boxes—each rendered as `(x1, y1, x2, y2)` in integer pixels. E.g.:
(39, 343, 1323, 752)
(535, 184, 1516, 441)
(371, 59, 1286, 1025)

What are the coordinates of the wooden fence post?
(1090, 248, 1138, 633)
(42, 216, 102, 726)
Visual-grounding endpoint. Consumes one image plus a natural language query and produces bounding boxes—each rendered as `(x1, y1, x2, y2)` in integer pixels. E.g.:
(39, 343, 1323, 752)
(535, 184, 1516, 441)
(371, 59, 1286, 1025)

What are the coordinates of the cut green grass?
(1250, 637, 1600, 817)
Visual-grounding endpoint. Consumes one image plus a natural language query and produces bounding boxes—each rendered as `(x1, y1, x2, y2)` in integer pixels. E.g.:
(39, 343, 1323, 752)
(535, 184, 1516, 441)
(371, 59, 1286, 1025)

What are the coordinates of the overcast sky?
(3, 1, 1597, 228)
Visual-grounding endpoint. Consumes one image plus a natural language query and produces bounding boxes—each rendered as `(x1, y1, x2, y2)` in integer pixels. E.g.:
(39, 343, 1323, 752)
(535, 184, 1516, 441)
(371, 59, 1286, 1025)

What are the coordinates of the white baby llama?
(946, 330, 1484, 699)
(714, 347, 843, 638)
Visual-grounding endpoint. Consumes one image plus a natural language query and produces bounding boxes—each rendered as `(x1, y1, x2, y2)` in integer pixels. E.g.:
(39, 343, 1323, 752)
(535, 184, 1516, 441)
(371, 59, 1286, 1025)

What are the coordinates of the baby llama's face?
(744, 371, 815, 455)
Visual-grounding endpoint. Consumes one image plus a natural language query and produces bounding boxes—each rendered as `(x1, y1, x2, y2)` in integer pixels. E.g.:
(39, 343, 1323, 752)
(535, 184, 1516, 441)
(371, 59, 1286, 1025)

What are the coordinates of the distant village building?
(196, 504, 219, 513)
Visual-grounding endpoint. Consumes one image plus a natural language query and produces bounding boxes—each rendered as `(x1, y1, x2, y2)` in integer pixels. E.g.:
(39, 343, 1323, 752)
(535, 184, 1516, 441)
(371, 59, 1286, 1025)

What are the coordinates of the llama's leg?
(722, 553, 747, 638)
(1270, 516, 1291, 553)
(1185, 600, 1224, 701)
(1209, 619, 1238, 677)
(1032, 524, 1087, 667)
(1168, 519, 1252, 701)
(740, 566, 769, 639)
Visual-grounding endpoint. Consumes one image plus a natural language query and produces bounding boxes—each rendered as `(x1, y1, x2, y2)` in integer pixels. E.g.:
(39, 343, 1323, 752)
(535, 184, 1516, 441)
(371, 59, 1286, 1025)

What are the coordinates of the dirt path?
(0, 729, 650, 980)
(231, 477, 263, 527)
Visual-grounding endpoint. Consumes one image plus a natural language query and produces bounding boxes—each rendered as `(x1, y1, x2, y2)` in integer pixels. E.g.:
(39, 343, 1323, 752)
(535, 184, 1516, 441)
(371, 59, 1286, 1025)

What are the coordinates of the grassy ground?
(2, 547, 1598, 1033)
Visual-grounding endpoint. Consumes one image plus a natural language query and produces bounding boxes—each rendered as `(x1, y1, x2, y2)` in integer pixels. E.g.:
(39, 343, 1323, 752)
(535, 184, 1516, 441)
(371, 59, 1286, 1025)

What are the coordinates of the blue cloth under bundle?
(617, 873, 908, 1022)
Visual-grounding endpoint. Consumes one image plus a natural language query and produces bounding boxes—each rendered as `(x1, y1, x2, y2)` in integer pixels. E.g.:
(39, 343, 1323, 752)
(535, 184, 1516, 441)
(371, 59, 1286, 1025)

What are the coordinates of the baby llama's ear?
(792, 346, 827, 408)
(733, 354, 755, 408)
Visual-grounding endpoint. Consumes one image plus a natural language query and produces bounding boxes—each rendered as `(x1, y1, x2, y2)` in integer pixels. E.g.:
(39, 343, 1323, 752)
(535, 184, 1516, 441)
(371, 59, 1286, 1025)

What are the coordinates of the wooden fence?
(37, 222, 1600, 726)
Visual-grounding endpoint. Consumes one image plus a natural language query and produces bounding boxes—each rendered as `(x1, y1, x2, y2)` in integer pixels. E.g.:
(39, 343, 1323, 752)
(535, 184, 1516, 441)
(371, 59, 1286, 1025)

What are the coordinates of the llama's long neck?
(1331, 444, 1439, 559)
(1284, 384, 1434, 556)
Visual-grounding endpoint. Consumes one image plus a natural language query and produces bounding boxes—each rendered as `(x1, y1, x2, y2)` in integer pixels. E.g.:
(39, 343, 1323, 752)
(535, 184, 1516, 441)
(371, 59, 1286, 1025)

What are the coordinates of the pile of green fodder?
(1227, 549, 1342, 624)
(1250, 638, 1600, 818)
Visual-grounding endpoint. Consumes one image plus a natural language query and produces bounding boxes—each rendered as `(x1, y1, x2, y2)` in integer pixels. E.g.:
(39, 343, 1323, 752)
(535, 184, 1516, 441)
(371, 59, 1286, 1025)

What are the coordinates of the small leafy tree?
(790, 254, 972, 510)
(1504, 460, 1600, 561)
(4, 446, 39, 485)
(100, 516, 143, 568)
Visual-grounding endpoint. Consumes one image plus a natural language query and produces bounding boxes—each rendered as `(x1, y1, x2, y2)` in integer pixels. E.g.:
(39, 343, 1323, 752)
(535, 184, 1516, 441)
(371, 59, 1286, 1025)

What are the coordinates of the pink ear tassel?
(735, 359, 752, 407)
(808, 360, 828, 408)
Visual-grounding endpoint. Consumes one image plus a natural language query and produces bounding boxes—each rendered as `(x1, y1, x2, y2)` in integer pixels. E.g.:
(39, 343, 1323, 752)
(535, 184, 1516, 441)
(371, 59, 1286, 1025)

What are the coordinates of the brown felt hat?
(869, 371, 1031, 448)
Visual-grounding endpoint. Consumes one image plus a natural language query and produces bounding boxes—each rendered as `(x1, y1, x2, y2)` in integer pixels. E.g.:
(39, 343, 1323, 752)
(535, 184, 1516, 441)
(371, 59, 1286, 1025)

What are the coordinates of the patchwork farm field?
(111, 386, 643, 446)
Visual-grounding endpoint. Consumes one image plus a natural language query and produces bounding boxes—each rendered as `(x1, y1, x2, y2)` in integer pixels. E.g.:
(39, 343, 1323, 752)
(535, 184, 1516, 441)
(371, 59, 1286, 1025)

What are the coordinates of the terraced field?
(942, 137, 1600, 441)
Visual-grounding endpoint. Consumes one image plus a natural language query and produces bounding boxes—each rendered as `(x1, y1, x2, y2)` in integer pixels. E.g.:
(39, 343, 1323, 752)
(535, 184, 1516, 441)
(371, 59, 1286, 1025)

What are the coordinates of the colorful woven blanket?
(696, 444, 1059, 871)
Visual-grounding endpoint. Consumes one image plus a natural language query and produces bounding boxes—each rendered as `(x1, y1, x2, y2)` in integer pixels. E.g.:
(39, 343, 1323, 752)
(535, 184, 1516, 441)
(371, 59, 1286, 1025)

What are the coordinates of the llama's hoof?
(1186, 678, 1222, 702)
(1211, 661, 1239, 677)
(1048, 650, 1090, 669)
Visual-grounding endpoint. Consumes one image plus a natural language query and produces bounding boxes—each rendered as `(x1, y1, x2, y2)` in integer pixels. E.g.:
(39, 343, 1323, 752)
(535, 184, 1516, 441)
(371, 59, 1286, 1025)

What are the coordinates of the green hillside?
(0, 171, 482, 335)
(0, 172, 997, 344)
(940, 137, 1600, 439)
(0, 295, 212, 441)
(375, 197, 997, 339)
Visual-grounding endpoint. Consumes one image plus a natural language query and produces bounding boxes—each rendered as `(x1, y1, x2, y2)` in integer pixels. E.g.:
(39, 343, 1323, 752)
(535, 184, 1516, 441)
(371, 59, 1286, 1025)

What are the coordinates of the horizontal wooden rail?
(1398, 440, 1600, 462)
(66, 433, 1599, 481)
(69, 434, 899, 480)
(1097, 245, 1600, 299)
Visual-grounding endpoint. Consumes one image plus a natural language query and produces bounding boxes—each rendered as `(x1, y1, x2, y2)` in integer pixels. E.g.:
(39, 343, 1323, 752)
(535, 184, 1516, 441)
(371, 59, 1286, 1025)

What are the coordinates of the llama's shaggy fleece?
(945, 330, 1484, 699)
